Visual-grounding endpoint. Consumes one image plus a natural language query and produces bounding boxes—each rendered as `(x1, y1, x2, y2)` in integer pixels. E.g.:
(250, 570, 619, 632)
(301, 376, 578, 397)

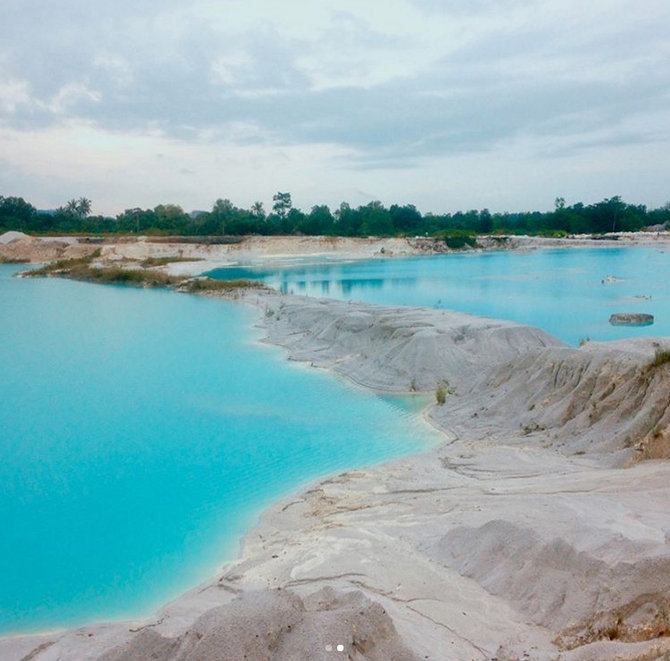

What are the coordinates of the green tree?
(389, 204, 422, 234)
(153, 204, 189, 233)
(0, 196, 37, 231)
(477, 208, 493, 233)
(359, 201, 392, 236)
(210, 198, 237, 234)
(334, 202, 360, 236)
(116, 207, 157, 233)
(52, 197, 93, 231)
(190, 211, 217, 235)
(300, 205, 334, 235)
(250, 201, 266, 221)
(272, 192, 292, 219)
(62, 197, 92, 219)
(588, 196, 626, 233)
(77, 197, 92, 217)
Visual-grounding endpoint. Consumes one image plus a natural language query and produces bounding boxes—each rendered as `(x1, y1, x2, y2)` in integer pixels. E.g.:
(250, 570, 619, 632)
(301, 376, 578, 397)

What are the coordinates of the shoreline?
(3, 231, 670, 270)
(2, 238, 670, 660)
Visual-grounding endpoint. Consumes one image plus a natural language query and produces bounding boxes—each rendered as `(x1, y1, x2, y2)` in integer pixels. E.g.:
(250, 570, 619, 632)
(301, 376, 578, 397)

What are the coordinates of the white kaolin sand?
(2, 236, 670, 661)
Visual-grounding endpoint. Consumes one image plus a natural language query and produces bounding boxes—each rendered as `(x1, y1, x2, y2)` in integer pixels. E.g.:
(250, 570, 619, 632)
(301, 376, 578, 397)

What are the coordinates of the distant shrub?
(69, 265, 180, 287)
(22, 249, 101, 277)
(650, 349, 670, 368)
(436, 384, 447, 405)
(537, 229, 568, 238)
(24, 254, 181, 288)
(146, 236, 245, 245)
(180, 278, 265, 293)
(437, 231, 477, 250)
(140, 256, 203, 267)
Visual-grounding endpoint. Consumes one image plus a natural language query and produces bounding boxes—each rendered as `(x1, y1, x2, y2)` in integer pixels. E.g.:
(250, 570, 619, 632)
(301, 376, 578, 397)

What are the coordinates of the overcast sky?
(0, 0, 668, 216)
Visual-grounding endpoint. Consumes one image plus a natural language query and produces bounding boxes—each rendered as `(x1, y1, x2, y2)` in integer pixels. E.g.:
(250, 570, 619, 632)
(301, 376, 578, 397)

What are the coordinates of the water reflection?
(204, 248, 669, 346)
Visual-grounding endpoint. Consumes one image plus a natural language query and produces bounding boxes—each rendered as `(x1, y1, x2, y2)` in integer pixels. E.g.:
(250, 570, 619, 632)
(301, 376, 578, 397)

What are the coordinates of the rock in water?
(609, 313, 654, 326)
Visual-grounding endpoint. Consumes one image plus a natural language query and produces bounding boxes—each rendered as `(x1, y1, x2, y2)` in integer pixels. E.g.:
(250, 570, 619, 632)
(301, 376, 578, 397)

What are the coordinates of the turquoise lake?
(3, 245, 669, 636)
(209, 246, 670, 346)
(0, 264, 438, 635)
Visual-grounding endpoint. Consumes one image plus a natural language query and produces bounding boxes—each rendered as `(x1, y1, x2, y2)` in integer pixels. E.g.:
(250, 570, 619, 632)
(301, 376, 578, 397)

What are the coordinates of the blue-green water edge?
(3, 245, 669, 635)
(209, 246, 670, 346)
(0, 265, 439, 635)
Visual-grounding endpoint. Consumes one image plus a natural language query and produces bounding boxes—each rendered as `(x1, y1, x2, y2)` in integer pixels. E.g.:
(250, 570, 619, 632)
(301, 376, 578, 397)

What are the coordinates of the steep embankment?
(261, 295, 563, 393)
(0, 232, 425, 267)
(435, 339, 670, 465)
(262, 295, 670, 466)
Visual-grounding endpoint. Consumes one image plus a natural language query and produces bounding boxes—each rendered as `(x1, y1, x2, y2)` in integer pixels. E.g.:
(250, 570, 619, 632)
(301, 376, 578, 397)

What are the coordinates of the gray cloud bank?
(2, 1, 668, 165)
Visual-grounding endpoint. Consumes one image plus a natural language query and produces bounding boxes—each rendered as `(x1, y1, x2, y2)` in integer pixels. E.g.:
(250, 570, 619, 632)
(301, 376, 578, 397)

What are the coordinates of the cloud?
(405, 0, 532, 16)
(0, 0, 668, 212)
(2, 1, 666, 150)
(0, 77, 32, 114)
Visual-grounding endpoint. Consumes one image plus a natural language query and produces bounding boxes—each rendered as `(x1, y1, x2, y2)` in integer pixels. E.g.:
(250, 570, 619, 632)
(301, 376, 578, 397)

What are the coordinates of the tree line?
(1, 193, 669, 238)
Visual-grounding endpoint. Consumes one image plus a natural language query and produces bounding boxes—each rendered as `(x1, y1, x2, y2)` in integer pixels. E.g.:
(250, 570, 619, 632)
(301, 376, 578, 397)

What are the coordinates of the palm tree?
(64, 197, 92, 218)
(76, 197, 92, 218)
(250, 201, 265, 220)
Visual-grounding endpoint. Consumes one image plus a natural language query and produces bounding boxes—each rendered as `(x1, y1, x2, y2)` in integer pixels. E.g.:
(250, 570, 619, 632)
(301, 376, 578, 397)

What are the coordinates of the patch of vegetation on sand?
(22, 253, 269, 295)
(23, 249, 102, 276)
(179, 278, 267, 293)
(434, 230, 478, 250)
(72, 266, 182, 287)
(649, 348, 670, 369)
(140, 256, 204, 268)
(23, 251, 182, 288)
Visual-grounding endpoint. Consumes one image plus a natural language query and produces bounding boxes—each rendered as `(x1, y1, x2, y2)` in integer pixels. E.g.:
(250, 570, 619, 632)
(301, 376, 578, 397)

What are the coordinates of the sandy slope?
(0, 234, 427, 267)
(2, 238, 670, 661)
(2, 231, 670, 268)
(3, 292, 670, 661)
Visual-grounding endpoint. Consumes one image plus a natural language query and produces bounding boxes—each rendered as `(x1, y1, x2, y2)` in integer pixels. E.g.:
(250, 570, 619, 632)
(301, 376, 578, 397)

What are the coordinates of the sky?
(0, 0, 668, 216)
